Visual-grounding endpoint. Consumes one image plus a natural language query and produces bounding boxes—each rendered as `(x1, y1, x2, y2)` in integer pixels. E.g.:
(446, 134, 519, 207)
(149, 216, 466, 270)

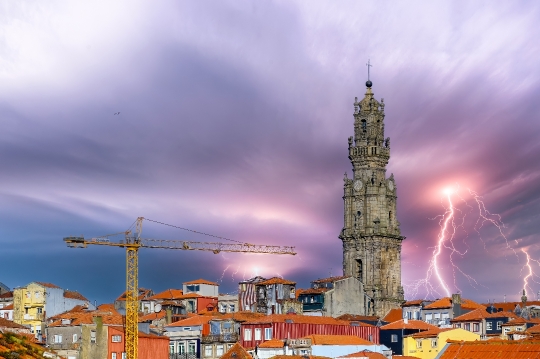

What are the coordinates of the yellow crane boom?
(63, 217, 296, 359)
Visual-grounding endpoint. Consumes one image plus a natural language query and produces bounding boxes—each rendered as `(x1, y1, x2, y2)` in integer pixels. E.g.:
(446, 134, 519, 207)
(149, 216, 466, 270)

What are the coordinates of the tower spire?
(366, 59, 373, 88)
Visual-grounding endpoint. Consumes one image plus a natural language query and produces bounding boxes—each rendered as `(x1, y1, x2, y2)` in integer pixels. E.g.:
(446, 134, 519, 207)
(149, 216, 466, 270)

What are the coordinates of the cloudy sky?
(1, 0, 539, 305)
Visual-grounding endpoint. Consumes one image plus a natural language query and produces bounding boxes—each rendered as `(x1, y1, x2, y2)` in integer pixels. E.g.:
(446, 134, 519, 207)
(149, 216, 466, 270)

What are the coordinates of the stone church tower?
(339, 79, 405, 317)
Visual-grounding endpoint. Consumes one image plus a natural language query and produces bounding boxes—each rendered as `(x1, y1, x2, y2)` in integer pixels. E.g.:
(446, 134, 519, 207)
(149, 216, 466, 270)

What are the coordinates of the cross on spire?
(366, 59, 372, 81)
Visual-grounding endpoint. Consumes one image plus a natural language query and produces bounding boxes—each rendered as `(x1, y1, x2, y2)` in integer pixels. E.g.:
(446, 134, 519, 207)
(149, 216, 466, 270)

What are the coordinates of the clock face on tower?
(354, 180, 363, 191)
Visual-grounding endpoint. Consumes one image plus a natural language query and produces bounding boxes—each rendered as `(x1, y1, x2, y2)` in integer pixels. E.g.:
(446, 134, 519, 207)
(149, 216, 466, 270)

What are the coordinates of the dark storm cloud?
(1, 0, 540, 303)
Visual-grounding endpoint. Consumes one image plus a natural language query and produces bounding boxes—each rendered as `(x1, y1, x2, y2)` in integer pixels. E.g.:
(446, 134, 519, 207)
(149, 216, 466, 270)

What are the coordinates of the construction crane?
(63, 217, 296, 359)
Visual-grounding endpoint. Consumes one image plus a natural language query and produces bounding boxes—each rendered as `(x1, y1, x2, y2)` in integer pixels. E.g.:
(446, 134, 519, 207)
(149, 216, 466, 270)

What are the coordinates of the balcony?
(425, 319, 450, 326)
(201, 333, 238, 343)
(23, 313, 44, 321)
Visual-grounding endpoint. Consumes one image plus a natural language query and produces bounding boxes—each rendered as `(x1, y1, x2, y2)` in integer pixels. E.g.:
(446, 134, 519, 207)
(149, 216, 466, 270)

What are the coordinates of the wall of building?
(403, 328, 479, 359)
(324, 277, 364, 317)
(79, 321, 109, 359)
(183, 284, 218, 297)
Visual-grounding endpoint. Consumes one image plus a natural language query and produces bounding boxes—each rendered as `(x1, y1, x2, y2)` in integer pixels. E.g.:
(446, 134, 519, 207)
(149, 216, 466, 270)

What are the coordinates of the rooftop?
(63, 290, 89, 301)
(183, 279, 219, 286)
(423, 297, 485, 310)
(451, 308, 518, 322)
(258, 338, 285, 348)
(439, 339, 540, 359)
(383, 308, 402, 323)
(35, 282, 61, 289)
(220, 342, 253, 359)
(336, 351, 386, 359)
(311, 276, 350, 284)
(245, 314, 372, 326)
(0, 317, 28, 329)
(303, 334, 374, 345)
(166, 315, 214, 327)
(381, 319, 438, 331)
(407, 328, 455, 338)
(149, 289, 184, 300)
(258, 277, 296, 286)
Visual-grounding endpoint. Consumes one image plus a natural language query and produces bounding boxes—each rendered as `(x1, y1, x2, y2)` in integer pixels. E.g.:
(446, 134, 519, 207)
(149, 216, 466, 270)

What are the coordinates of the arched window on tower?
(389, 211, 392, 227)
(361, 120, 367, 132)
(356, 259, 363, 282)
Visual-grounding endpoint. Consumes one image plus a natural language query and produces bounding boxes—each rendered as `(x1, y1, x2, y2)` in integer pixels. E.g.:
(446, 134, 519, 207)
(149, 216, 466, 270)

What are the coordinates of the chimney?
(452, 293, 462, 318)
(166, 307, 172, 325)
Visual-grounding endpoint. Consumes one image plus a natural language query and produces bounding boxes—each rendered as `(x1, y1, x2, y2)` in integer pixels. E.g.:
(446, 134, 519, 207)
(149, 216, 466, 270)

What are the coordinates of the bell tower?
(339, 78, 405, 317)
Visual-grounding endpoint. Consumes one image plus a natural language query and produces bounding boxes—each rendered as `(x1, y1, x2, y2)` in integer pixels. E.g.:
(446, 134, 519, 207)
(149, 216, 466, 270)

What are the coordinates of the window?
(122, 353, 126, 359)
(407, 312, 412, 319)
(434, 313, 441, 319)
(112, 335, 122, 343)
(183, 327, 191, 331)
(229, 304, 235, 312)
(255, 328, 262, 340)
(487, 322, 492, 330)
(416, 340, 422, 349)
(54, 335, 62, 343)
(216, 345, 224, 356)
(204, 345, 213, 357)
(454, 323, 461, 328)
(464, 323, 471, 331)
(431, 339, 438, 348)
(37, 307, 43, 314)
(178, 343, 185, 354)
(244, 329, 252, 341)
(220, 304, 226, 313)
(473, 323, 480, 332)
(426, 314, 433, 321)
(188, 342, 196, 354)
(72, 334, 78, 343)
(169, 344, 175, 354)
(90, 331, 96, 343)
(497, 321, 502, 330)
(265, 328, 272, 340)
(111, 354, 117, 359)
(391, 334, 398, 343)
(186, 285, 200, 292)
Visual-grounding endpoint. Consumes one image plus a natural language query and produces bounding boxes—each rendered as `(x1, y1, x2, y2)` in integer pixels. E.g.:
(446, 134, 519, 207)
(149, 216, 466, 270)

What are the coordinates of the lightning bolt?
(218, 265, 230, 284)
(521, 248, 540, 296)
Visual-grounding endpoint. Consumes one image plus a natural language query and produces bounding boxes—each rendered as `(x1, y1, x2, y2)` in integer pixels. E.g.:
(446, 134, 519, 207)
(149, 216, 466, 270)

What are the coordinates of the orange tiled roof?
(183, 279, 219, 286)
(451, 308, 518, 322)
(258, 338, 285, 348)
(383, 308, 402, 322)
(298, 288, 329, 295)
(36, 282, 60, 289)
(501, 317, 528, 326)
(64, 290, 89, 301)
(1, 304, 13, 310)
(220, 342, 253, 359)
(270, 356, 332, 359)
(0, 317, 27, 329)
(439, 339, 540, 359)
(96, 303, 120, 315)
(0, 291, 13, 299)
(423, 297, 485, 310)
(166, 315, 214, 327)
(49, 313, 124, 327)
(481, 301, 540, 312)
(392, 356, 423, 359)
(381, 319, 438, 331)
(402, 300, 425, 307)
(312, 276, 350, 284)
(258, 277, 296, 285)
(303, 334, 373, 345)
(116, 288, 153, 301)
(527, 324, 540, 334)
(337, 351, 386, 359)
(149, 289, 184, 300)
(407, 328, 455, 338)
(139, 311, 166, 322)
(245, 314, 372, 326)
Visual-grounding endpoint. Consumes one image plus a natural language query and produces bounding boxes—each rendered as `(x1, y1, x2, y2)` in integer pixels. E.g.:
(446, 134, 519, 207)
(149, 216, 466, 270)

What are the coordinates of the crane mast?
(64, 217, 296, 359)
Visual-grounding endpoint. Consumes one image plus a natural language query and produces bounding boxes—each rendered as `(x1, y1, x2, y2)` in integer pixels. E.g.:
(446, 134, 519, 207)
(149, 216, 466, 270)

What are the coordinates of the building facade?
(339, 80, 405, 317)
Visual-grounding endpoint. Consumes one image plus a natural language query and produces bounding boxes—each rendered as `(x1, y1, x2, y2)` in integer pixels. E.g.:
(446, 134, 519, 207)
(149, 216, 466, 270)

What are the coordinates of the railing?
(425, 319, 450, 326)
(201, 333, 238, 343)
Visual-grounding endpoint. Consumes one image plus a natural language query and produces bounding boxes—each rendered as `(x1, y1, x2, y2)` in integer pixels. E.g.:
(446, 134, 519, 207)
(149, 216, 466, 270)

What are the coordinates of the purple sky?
(1, 1, 540, 306)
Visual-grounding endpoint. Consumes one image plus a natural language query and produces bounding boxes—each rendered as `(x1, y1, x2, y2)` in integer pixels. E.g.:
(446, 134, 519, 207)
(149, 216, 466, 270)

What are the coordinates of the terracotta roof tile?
(0, 317, 28, 329)
(407, 328, 455, 338)
(383, 308, 402, 322)
(451, 308, 518, 322)
(258, 338, 285, 348)
(381, 319, 438, 330)
(481, 301, 540, 312)
(311, 276, 350, 284)
(392, 356, 423, 359)
(245, 314, 373, 326)
(36, 282, 60, 289)
(183, 279, 219, 286)
(336, 351, 386, 359)
(270, 356, 332, 359)
(527, 324, 540, 334)
(439, 339, 540, 359)
(258, 277, 296, 285)
(63, 290, 89, 301)
(402, 300, 425, 307)
(139, 311, 166, 322)
(221, 342, 253, 359)
(423, 297, 485, 310)
(149, 289, 184, 300)
(166, 315, 214, 327)
(116, 288, 153, 302)
(303, 334, 374, 345)
(0, 291, 13, 299)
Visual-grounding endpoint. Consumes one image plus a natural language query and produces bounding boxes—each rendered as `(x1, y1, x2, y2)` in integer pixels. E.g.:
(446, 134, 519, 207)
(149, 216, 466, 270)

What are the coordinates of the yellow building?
(403, 327, 480, 359)
(13, 282, 91, 339)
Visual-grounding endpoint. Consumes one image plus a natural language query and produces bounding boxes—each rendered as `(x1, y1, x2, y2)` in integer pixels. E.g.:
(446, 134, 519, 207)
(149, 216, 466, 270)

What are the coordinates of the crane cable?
(144, 218, 244, 244)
